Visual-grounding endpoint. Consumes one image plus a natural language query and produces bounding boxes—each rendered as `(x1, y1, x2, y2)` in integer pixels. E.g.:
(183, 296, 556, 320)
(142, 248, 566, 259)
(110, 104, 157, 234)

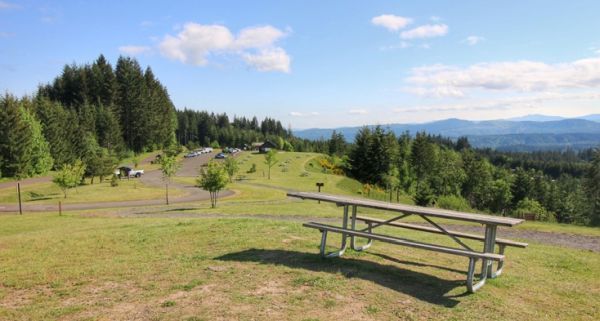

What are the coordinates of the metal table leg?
(318, 205, 349, 258)
(350, 205, 372, 251)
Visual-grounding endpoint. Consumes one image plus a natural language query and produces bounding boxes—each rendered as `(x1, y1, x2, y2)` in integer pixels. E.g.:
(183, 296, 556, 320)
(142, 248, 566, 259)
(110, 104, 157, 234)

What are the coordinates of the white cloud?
(0, 1, 18, 9)
(118, 45, 152, 56)
(463, 35, 485, 46)
(348, 109, 368, 115)
(394, 92, 600, 113)
(242, 48, 291, 73)
(401, 24, 448, 39)
(405, 58, 600, 96)
(403, 86, 465, 98)
(158, 22, 290, 72)
(371, 14, 412, 31)
(289, 111, 320, 117)
(235, 26, 285, 49)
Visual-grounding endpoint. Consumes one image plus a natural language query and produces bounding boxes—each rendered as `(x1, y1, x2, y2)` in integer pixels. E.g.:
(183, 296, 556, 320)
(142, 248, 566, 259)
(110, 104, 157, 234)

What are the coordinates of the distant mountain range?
(293, 114, 600, 151)
(505, 114, 600, 122)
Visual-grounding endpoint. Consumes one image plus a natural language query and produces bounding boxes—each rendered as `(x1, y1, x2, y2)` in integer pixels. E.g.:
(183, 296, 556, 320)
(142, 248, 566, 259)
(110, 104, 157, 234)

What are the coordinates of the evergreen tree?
(115, 56, 148, 152)
(328, 130, 346, 156)
(21, 104, 53, 175)
(349, 127, 372, 183)
(0, 95, 33, 178)
(584, 149, 600, 225)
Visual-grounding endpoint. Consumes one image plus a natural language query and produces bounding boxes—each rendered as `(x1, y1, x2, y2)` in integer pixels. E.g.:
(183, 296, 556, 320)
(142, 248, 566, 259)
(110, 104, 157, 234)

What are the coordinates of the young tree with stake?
(197, 160, 228, 208)
(159, 155, 180, 205)
(52, 160, 86, 198)
(223, 156, 239, 182)
(264, 149, 278, 180)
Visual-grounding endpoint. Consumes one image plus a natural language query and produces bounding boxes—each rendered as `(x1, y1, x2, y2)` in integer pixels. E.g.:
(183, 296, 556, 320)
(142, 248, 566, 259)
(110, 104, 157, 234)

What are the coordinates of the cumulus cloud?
(371, 14, 412, 31)
(405, 58, 600, 97)
(118, 45, 152, 56)
(243, 48, 290, 73)
(401, 24, 448, 39)
(158, 22, 290, 72)
(463, 35, 485, 46)
(348, 109, 368, 115)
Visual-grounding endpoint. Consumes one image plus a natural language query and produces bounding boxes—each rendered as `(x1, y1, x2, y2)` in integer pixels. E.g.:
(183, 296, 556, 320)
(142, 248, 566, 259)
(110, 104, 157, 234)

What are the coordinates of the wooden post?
(316, 182, 324, 204)
(166, 184, 169, 205)
(58, 201, 62, 216)
(17, 183, 22, 215)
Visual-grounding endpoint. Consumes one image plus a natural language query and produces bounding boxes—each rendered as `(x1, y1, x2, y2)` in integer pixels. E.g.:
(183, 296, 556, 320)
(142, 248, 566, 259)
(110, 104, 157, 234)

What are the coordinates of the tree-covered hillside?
(0, 54, 324, 180)
(322, 127, 600, 226)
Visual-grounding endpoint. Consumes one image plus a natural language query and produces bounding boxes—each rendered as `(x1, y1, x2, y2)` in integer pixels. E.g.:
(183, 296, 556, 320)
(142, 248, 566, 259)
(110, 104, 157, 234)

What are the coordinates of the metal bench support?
(318, 205, 349, 258)
(350, 205, 373, 251)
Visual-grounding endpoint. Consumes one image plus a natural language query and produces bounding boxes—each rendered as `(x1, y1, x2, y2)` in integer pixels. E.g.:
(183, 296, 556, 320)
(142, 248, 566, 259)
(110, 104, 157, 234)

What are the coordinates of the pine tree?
(0, 95, 34, 178)
(21, 104, 53, 175)
(349, 127, 372, 183)
(115, 56, 148, 152)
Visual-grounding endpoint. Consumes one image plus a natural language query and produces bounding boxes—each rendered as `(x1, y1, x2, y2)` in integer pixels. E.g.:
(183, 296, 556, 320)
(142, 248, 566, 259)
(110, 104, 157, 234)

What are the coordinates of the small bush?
(110, 175, 119, 187)
(247, 163, 257, 173)
(436, 195, 472, 212)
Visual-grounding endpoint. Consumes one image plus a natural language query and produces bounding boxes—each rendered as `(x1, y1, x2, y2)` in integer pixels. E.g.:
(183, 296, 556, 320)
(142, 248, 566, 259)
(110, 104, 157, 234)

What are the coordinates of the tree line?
(331, 126, 599, 226)
(1, 54, 318, 181)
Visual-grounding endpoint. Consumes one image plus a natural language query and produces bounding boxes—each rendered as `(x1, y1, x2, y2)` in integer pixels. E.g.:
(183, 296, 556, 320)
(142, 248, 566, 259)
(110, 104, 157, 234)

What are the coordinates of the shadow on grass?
(369, 252, 468, 276)
(216, 248, 466, 307)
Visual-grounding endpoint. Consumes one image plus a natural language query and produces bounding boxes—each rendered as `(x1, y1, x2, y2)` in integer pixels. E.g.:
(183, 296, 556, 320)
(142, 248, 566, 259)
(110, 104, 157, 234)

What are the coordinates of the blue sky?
(1, 0, 600, 129)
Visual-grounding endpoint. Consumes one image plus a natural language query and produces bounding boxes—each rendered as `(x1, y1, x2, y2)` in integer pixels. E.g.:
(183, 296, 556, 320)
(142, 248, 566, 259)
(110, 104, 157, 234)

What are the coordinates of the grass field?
(0, 213, 598, 320)
(173, 152, 600, 236)
(0, 151, 599, 320)
(0, 179, 185, 205)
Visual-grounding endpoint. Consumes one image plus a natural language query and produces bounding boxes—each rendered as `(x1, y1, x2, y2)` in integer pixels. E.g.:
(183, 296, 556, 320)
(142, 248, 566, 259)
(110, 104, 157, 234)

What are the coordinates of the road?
(0, 152, 232, 212)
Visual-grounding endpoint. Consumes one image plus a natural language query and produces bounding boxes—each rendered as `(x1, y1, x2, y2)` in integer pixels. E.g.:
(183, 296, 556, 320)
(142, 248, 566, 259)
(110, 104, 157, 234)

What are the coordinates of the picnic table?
(287, 191, 527, 293)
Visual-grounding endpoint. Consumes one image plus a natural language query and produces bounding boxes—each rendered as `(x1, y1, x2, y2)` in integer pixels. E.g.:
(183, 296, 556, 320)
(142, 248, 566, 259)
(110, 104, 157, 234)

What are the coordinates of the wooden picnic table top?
(287, 192, 524, 227)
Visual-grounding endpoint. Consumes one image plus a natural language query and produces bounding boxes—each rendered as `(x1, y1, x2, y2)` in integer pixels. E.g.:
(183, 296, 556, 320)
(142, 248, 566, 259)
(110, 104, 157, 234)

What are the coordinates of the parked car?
(184, 152, 197, 158)
(114, 166, 144, 178)
(215, 153, 227, 159)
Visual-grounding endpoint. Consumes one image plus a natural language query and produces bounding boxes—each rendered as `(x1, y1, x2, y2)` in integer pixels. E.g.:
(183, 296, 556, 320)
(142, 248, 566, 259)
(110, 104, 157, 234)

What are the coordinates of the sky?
(1, 0, 600, 129)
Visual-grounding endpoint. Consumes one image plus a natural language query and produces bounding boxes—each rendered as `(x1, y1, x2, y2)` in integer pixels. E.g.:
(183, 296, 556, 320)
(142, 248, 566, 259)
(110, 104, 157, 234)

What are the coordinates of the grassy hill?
(0, 151, 599, 320)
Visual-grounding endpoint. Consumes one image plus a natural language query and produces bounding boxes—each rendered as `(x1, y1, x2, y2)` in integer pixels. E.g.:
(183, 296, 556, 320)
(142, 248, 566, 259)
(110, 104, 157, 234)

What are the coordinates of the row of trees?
(176, 109, 290, 148)
(339, 126, 600, 225)
(1, 54, 178, 181)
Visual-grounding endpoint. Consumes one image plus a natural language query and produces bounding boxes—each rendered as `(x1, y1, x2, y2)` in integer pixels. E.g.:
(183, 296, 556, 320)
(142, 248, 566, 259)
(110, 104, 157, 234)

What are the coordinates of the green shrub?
(110, 175, 119, 187)
(436, 195, 473, 212)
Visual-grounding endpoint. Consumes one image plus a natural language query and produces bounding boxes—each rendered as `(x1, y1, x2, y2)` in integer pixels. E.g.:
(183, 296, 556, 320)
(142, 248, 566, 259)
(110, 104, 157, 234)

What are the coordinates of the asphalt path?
(0, 153, 232, 212)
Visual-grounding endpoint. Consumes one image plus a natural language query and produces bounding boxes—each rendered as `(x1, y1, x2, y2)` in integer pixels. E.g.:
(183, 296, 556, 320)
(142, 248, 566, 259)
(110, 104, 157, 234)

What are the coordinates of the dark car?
(215, 153, 227, 159)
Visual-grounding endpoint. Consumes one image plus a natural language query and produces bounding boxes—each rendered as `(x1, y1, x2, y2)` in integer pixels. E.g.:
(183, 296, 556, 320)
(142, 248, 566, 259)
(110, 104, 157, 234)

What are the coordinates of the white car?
(114, 167, 144, 178)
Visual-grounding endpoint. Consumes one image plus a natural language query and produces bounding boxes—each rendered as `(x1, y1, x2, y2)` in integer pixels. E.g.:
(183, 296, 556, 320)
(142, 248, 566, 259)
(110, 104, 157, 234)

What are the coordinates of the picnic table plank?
(288, 192, 524, 227)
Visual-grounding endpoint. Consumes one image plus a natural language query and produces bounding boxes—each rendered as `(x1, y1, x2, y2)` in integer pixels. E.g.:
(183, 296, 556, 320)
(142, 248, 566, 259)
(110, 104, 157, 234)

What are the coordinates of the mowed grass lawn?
(175, 152, 600, 236)
(0, 179, 185, 205)
(0, 213, 598, 321)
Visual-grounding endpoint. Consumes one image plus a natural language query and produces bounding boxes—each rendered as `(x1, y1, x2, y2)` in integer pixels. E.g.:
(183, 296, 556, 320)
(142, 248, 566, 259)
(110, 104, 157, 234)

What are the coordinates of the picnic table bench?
(287, 191, 527, 293)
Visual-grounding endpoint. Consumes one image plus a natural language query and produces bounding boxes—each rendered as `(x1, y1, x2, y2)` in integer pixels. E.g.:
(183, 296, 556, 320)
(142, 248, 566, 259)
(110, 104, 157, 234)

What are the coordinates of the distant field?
(0, 179, 185, 205)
